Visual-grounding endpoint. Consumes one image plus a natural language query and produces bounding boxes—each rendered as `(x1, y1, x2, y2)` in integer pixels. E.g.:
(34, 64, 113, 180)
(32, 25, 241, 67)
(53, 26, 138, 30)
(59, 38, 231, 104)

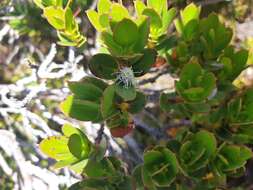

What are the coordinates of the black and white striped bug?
(113, 67, 139, 88)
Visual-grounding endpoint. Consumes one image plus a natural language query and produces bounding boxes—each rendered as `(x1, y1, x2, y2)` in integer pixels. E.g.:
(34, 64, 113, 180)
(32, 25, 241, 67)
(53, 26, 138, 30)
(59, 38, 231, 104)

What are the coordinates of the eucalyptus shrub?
(35, 0, 253, 189)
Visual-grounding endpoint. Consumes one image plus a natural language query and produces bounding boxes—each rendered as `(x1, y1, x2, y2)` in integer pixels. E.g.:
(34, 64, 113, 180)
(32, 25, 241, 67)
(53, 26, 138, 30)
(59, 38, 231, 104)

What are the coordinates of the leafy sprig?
(36, 1, 253, 189)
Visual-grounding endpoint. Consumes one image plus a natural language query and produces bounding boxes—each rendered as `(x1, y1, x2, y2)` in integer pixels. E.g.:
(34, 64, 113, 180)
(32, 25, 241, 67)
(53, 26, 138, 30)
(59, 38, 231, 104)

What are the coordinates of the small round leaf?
(113, 18, 139, 46)
(89, 54, 118, 79)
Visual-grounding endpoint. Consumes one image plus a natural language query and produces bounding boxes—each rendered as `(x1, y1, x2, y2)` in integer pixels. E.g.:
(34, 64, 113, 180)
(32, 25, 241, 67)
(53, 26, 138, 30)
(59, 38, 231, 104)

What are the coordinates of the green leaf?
(86, 10, 103, 31)
(55, 0, 63, 6)
(99, 14, 110, 28)
(147, 0, 167, 15)
(176, 62, 216, 102)
(69, 159, 89, 173)
(178, 86, 205, 102)
(62, 123, 84, 137)
(182, 19, 199, 41)
(39, 136, 73, 161)
(65, 7, 74, 31)
(53, 157, 79, 169)
(84, 157, 122, 180)
(132, 48, 157, 76)
(199, 13, 232, 59)
(134, 0, 146, 16)
(180, 3, 200, 26)
(179, 130, 217, 173)
(142, 167, 156, 189)
(200, 13, 219, 34)
(68, 134, 90, 159)
(144, 150, 165, 174)
(39, 123, 92, 174)
(200, 72, 216, 98)
(89, 53, 118, 79)
(142, 8, 162, 31)
(161, 8, 177, 34)
(81, 77, 108, 90)
(174, 18, 184, 34)
(101, 32, 123, 55)
(240, 146, 253, 160)
(184, 102, 211, 113)
(110, 3, 129, 22)
(179, 62, 202, 86)
(115, 84, 136, 101)
(68, 80, 103, 101)
(97, 0, 111, 14)
(231, 49, 249, 80)
(57, 31, 86, 47)
(218, 57, 233, 80)
(133, 16, 150, 52)
(113, 18, 139, 47)
(215, 144, 252, 174)
(143, 147, 178, 187)
(101, 85, 119, 119)
(43, 6, 65, 30)
(60, 95, 102, 122)
(215, 28, 232, 54)
(128, 92, 146, 114)
(84, 160, 109, 178)
(193, 131, 217, 156)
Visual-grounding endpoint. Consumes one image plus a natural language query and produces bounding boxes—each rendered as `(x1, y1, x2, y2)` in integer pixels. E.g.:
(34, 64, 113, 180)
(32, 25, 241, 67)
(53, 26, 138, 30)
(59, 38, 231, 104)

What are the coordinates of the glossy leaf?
(214, 144, 252, 176)
(68, 80, 103, 101)
(180, 3, 200, 26)
(147, 0, 167, 14)
(176, 62, 216, 102)
(128, 92, 146, 114)
(39, 124, 91, 173)
(97, 0, 111, 14)
(179, 130, 217, 173)
(143, 146, 178, 187)
(86, 10, 103, 31)
(89, 53, 118, 79)
(142, 8, 162, 32)
(43, 6, 65, 30)
(115, 84, 136, 101)
(40, 136, 73, 160)
(60, 95, 102, 122)
(110, 3, 129, 22)
(101, 85, 119, 119)
(135, 0, 146, 16)
(132, 48, 157, 76)
(113, 18, 139, 47)
(68, 134, 90, 159)
(133, 16, 150, 52)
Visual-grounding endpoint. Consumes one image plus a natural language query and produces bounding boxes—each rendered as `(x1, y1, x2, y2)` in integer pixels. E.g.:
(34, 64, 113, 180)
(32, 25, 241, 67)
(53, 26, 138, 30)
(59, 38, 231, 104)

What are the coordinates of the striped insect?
(113, 67, 139, 88)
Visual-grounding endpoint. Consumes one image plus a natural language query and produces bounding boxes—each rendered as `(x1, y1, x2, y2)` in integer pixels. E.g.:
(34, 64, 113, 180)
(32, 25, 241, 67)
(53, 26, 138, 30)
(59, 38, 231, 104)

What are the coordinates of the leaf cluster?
(34, 0, 86, 47)
(37, 1, 253, 189)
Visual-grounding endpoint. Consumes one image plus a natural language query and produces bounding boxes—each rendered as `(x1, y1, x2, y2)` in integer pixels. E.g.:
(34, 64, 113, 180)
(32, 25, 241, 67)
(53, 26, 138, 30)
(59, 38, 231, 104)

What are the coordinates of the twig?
(165, 119, 192, 130)
(138, 66, 168, 85)
(133, 116, 167, 140)
(95, 124, 105, 146)
(123, 136, 143, 163)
